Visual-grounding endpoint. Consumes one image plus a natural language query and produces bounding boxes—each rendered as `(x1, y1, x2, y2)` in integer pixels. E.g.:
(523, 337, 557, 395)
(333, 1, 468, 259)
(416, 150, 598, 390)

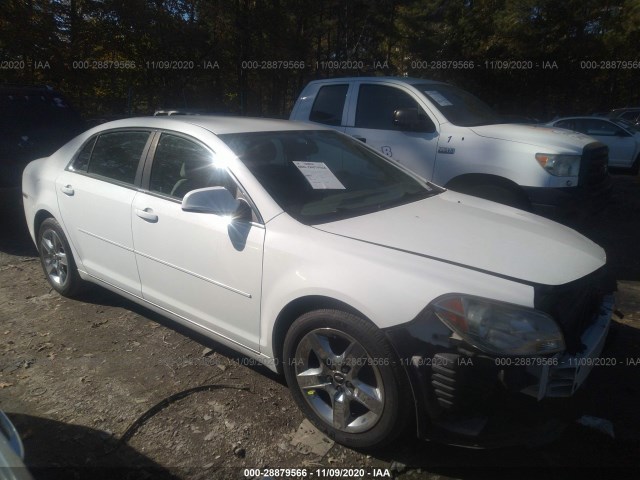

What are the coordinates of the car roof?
(92, 115, 331, 135)
(306, 76, 446, 86)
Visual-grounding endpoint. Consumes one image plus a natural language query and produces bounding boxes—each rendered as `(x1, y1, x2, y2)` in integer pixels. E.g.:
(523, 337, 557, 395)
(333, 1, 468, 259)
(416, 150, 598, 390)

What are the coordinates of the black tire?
(457, 183, 531, 211)
(37, 217, 84, 297)
(283, 309, 412, 449)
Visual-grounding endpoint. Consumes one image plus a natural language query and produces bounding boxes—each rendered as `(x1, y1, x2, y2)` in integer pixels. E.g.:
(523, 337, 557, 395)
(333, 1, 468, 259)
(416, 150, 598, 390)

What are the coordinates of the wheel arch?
(271, 293, 420, 384)
(34, 209, 55, 240)
(271, 295, 370, 375)
(445, 173, 524, 193)
(445, 173, 531, 210)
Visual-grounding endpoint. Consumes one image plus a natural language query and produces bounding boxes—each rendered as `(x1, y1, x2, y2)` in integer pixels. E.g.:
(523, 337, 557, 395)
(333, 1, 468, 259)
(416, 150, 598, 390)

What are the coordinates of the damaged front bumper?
(384, 295, 614, 448)
(523, 295, 613, 401)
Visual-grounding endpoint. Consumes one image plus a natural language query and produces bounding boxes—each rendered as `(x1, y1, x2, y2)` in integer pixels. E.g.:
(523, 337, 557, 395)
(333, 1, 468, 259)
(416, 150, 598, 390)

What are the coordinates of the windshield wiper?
(336, 190, 388, 207)
(334, 190, 437, 213)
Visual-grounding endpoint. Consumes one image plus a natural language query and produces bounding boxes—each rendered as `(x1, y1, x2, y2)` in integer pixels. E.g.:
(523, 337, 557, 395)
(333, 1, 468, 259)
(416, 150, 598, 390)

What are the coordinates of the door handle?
(353, 136, 366, 143)
(135, 208, 158, 223)
(60, 185, 74, 196)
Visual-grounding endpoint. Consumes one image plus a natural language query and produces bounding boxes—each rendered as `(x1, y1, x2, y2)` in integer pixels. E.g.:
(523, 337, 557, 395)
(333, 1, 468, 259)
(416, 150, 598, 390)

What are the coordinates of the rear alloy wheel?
(283, 309, 411, 449)
(38, 218, 84, 297)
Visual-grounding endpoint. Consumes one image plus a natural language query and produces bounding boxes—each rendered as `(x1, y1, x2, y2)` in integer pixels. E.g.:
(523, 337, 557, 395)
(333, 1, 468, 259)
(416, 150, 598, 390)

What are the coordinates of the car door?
(343, 83, 439, 180)
(577, 119, 636, 168)
(131, 132, 265, 351)
(56, 129, 152, 295)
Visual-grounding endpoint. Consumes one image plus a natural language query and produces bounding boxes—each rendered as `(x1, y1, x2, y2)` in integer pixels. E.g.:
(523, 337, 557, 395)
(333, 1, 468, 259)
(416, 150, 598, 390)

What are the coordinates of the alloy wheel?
(40, 228, 69, 288)
(293, 328, 385, 433)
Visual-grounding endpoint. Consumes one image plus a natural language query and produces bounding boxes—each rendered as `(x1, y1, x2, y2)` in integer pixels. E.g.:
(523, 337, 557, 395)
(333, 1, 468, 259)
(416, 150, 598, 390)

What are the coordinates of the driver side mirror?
(182, 187, 252, 222)
(393, 108, 436, 133)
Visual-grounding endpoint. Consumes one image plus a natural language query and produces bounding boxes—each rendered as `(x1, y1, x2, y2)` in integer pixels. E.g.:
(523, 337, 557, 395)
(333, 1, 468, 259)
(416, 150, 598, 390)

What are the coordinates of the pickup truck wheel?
(283, 309, 411, 449)
(37, 218, 84, 297)
(457, 183, 531, 211)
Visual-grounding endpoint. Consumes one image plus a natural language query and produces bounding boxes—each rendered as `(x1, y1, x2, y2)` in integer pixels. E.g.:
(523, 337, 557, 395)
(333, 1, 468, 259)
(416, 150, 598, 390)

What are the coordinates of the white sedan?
(547, 116, 640, 173)
(22, 116, 614, 448)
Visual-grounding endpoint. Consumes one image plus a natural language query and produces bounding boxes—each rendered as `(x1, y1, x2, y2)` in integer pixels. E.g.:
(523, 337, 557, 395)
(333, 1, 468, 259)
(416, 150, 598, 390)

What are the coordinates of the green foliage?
(0, 0, 637, 119)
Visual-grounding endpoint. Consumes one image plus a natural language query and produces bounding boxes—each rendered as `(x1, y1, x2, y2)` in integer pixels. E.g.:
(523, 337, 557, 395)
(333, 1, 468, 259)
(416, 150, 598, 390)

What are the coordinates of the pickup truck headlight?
(535, 153, 580, 177)
(432, 295, 565, 355)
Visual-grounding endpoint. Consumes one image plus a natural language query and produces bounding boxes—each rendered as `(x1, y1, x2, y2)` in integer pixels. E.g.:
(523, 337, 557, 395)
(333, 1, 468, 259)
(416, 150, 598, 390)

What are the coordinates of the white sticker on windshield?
(293, 161, 346, 190)
(425, 90, 453, 106)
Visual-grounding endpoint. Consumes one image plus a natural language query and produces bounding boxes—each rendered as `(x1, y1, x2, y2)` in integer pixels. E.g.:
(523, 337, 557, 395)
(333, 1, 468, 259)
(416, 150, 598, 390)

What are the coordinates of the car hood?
(314, 191, 605, 286)
(469, 124, 596, 150)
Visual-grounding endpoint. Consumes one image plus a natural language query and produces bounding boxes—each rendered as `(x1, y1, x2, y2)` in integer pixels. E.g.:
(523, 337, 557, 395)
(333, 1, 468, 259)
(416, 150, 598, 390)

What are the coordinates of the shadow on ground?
(7, 413, 179, 480)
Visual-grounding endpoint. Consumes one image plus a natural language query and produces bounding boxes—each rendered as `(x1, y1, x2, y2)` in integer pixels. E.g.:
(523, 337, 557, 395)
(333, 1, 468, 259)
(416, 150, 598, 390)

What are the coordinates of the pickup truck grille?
(534, 267, 615, 355)
(581, 143, 609, 187)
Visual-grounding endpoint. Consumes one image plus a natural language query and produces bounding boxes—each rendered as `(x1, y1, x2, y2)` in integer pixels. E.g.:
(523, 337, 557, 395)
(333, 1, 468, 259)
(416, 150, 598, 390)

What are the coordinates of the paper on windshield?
(425, 90, 453, 107)
(293, 161, 346, 190)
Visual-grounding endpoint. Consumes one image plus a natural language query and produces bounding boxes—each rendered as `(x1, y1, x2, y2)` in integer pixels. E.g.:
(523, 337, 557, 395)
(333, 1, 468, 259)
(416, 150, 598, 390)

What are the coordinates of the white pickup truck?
(290, 77, 612, 216)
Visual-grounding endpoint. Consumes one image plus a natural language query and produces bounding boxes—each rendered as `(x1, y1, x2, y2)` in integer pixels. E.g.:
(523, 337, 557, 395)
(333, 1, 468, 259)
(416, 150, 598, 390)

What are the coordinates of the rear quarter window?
(69, 137, 96, 172)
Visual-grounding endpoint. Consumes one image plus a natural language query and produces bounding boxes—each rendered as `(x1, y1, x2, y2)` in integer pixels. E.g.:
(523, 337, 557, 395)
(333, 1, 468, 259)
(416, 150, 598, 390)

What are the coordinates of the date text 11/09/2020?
(181, 355, 640, 369)
(243, 468, 392, 478)
(179, 355, 477, 369)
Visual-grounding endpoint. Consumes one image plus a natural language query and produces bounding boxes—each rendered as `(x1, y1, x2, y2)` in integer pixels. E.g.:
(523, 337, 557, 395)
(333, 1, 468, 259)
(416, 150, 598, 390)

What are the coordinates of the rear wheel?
(283, 309, 412, 449)
(37, 218, 84, 297)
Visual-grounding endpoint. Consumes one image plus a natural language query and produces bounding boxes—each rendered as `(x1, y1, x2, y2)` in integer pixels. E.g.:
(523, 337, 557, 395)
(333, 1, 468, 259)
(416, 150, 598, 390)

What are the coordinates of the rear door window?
(309, 84, 348, 126)
(86, 131, 150, 185)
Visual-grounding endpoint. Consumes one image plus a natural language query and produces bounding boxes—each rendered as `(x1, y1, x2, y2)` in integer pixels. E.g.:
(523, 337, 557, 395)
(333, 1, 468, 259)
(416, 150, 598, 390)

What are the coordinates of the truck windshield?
(219, 130, 442, 224)
(416, 84, 503, 127)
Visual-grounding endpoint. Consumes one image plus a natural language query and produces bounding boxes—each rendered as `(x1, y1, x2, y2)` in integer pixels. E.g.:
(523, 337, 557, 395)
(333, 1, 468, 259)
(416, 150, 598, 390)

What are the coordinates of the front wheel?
(37, 218, 84, 297)
(283, 309, 412, 449)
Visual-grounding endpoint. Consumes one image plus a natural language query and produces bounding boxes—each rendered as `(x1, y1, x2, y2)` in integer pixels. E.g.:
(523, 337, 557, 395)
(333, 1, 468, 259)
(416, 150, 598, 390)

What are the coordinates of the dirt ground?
(1, 177, 640, 480)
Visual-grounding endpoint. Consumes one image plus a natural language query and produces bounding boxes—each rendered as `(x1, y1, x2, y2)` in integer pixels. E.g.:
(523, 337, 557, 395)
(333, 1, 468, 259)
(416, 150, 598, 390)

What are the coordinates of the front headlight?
(432, 294, 565, 355)
(535, 153, 580, 177)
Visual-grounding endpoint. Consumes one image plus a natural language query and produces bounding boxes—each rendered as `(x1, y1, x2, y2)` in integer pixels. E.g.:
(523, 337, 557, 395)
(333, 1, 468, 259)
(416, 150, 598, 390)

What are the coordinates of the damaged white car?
(22, 116, 614, 448)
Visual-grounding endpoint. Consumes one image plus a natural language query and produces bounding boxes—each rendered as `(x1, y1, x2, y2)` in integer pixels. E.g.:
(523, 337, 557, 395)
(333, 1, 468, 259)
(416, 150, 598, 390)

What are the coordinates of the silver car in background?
(547, 116, 640, 174)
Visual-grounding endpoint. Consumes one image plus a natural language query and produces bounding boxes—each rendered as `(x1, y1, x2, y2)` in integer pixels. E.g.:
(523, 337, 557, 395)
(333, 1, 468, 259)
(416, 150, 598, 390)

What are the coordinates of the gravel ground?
(1, 177, 639, 479)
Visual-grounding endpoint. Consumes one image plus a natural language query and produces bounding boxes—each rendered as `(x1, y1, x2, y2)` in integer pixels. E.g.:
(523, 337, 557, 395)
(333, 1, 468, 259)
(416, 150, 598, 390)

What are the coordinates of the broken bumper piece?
(383, 295, 614, 447)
